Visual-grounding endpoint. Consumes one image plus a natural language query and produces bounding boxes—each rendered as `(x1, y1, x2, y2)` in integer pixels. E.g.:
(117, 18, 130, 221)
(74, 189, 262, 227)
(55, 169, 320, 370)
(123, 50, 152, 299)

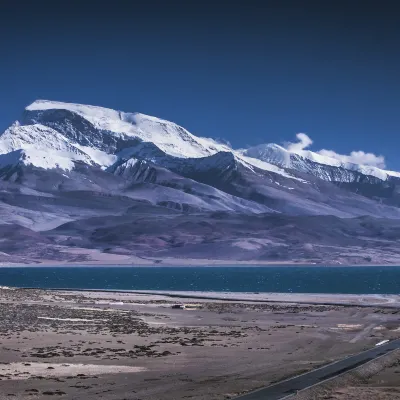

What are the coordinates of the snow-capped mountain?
(0, 99, 393, 186)
(0, 99, 399, 219)
(242, 143, 400, 182)
(0, 100, 400, 264)
(24, 100, 230, 159)
(14, 100, 303, 179)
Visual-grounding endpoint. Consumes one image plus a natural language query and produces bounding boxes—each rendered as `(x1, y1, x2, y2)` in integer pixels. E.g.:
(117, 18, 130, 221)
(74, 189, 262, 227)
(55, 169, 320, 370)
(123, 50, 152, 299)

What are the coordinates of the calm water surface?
(0, 265, 399, 294)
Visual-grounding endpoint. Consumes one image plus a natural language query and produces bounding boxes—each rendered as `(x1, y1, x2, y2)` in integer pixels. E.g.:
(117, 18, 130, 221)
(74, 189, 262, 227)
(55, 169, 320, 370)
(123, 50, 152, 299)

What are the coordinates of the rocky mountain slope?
(1, 100, 400, 264)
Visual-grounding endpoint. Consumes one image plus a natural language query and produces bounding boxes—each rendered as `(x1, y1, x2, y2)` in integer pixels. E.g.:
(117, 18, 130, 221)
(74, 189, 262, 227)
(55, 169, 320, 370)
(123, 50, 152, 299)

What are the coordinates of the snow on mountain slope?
(0, 123, 98, 170)
(112, 156, 273, 214)
(115, 141, 300, 182)
(26, 100, 231, 159)
(3, 99, 397, 186)
(0, 99, 400, 225)
(72, 144, 117, 167)
(297, 148, 398, 180)
(243, 143, 400, 182)
(24, 100, 298, 179)
(237, 153, 303, 180)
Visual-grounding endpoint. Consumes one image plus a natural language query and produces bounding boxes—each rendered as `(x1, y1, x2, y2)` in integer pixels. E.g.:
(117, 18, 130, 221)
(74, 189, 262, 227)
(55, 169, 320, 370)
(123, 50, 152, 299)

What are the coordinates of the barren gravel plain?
(0, 288, 399, 400)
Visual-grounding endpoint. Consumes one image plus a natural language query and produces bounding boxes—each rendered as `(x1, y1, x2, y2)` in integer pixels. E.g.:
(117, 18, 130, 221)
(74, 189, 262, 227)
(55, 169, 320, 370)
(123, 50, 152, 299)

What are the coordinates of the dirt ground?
(0, 288, 399, 400)
(318, 356, 400, 400)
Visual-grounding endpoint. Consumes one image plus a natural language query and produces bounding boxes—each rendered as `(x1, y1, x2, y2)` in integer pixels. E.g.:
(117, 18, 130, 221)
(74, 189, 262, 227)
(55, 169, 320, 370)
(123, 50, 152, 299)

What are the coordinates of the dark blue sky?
(1, 0, 400, 168)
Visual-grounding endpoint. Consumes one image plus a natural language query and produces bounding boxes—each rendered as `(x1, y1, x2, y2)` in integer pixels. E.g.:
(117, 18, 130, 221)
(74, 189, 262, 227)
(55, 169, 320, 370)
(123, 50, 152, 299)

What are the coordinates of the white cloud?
(286, 133, 313, 152)
(318, 149, 386, 168)
(284, 133, 386, 168)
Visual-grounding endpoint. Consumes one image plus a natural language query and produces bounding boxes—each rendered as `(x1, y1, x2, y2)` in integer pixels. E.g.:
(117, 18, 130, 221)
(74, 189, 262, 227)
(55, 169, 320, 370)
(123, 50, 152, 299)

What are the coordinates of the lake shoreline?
(0, 259, 399, 268)
(7, 288, 400, 308)
(4, 288, 400, 307)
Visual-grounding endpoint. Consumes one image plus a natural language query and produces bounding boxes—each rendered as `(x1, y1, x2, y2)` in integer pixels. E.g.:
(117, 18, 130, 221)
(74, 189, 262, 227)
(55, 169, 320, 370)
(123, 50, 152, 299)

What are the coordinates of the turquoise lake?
(0, 266, 399, 294)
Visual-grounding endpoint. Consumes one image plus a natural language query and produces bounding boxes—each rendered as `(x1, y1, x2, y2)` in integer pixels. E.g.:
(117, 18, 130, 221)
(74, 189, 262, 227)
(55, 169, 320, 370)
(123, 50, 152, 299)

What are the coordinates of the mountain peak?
(23, 100, 233, 160)
(0, 98, 400, 241)
(25, 100, 203, 137)
(25, 100, 174, 126)
(25, 99, 62, 110)
(14, 99, 400, 183)
(25, 99, 126, 122)
(243, 142, 292, 168)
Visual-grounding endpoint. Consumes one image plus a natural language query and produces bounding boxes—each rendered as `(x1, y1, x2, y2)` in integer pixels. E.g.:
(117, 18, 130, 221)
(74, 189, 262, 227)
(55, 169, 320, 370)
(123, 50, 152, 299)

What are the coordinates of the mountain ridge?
(21, 100, 400, 181)
(0, 100, 400, 264)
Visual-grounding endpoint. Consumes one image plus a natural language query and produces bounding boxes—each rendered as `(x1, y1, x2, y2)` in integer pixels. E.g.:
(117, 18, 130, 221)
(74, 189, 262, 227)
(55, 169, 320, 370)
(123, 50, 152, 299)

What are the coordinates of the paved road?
(234, 339, 400, 400)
